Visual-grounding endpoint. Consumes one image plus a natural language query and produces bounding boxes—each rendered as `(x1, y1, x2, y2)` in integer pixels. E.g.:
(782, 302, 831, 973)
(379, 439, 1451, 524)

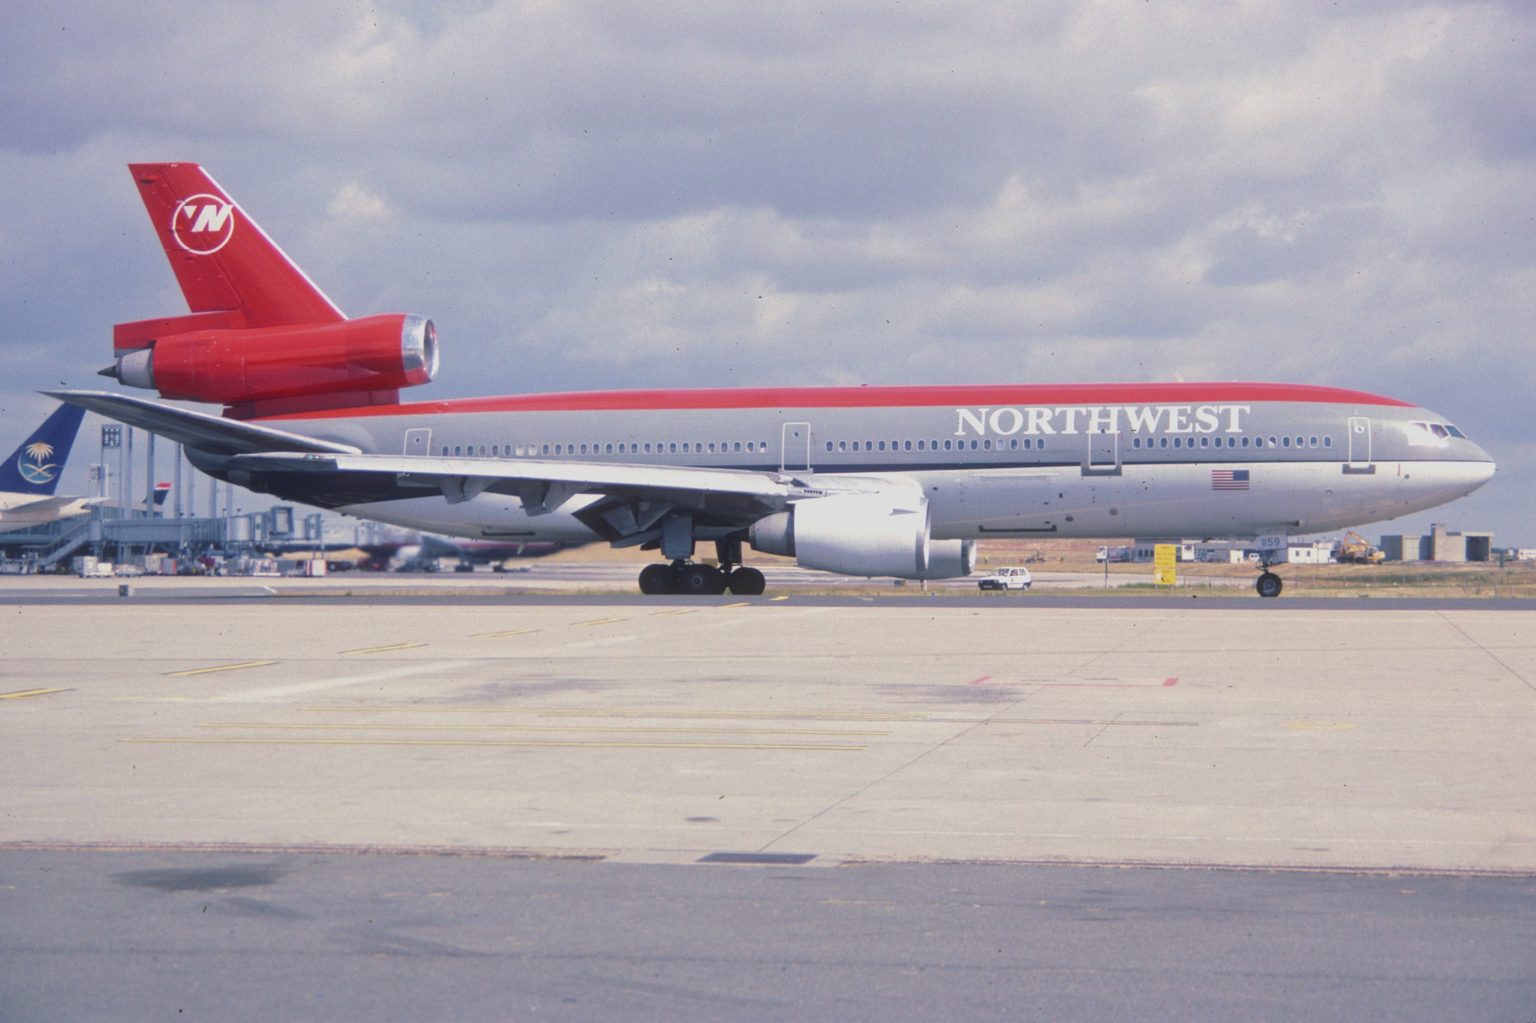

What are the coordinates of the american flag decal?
(1211, 469, 1250, 491)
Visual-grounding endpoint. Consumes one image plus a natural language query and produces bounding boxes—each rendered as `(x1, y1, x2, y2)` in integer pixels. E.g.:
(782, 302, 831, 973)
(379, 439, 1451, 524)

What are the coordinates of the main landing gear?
(636, 538, 766, 596)
(638, 560, 766, 596)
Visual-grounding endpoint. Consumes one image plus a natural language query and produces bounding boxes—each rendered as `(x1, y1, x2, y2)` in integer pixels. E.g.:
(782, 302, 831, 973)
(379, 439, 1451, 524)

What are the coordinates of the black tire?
(638, 563, 677, 595)
(680, 564, 726, 595)
(1255, 572, 1283, 598)
(727, 566, 766, 595)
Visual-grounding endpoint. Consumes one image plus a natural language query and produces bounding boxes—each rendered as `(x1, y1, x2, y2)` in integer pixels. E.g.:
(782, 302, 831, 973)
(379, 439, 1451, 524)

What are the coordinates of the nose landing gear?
(1255, 570, 1283, 598)
(1254, 549, 1284, 598)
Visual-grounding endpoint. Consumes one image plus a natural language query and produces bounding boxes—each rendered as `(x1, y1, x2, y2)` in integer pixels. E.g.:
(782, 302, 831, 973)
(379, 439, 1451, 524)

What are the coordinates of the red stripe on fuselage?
(258, 382, 1410, 422)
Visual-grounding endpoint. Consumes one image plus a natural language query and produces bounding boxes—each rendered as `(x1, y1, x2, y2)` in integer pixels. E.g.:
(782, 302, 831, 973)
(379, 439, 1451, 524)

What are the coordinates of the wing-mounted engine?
(105, 313, 438, 417)
(748, 488, 977, 580)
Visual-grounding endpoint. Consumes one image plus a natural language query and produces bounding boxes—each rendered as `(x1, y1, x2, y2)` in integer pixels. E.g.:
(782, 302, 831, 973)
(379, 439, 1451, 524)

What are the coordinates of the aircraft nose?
(1460, 450, 1496, 494)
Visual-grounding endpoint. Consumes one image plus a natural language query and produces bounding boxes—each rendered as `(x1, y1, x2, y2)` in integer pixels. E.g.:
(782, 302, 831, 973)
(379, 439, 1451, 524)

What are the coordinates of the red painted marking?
(261, 381, 1411, 421)
(967, 675, 994, 686)
(1035, 678, 1177, 688)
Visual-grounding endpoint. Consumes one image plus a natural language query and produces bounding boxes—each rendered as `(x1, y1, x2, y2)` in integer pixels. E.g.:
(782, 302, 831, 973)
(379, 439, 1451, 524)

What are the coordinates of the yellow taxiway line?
(165, 661, 277, 678)
(0, 687, 70, 700)
(197, 721, 886, 737)
(300, 704, 933, 722)
(123, 736, 865, 751)
(340, 642, 428, 655)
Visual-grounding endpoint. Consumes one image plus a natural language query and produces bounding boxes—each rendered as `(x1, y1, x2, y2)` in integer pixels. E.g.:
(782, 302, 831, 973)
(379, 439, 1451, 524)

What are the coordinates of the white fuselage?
(246, 383, 1495, 546)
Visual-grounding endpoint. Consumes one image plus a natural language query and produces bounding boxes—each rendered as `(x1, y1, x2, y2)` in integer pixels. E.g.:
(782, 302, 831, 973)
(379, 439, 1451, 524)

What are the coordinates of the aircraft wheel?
(638, 563, 677, 595)
(1255, 571, 1283, 598)
(680, 564, 726, 596)
(727, 566, 766, 596)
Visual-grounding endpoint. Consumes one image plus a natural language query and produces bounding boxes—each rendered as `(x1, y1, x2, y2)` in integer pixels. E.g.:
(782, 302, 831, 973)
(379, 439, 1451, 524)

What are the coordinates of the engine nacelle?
(109, 313, 438, 408)
(927, 539, 978, 579)
(748, 491, 976, 580)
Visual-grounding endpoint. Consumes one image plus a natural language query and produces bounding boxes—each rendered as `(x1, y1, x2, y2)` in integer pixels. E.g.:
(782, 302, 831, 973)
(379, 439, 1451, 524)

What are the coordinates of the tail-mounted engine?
(105, 313, 438, 416)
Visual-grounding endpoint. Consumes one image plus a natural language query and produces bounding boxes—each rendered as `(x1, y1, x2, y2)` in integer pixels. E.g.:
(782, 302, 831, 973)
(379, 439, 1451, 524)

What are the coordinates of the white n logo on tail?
(171, 193, 236, 255)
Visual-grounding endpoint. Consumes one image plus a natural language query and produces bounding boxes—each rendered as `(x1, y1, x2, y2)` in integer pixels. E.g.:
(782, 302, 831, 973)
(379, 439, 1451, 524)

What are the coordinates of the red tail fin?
(123, 163, 344, 345)
(108, 163, 437, 416)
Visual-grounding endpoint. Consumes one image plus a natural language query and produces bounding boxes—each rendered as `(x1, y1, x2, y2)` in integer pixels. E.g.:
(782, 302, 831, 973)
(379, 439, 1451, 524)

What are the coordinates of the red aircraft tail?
(117, 163, 345, 351)
(106, 163, 438, 417)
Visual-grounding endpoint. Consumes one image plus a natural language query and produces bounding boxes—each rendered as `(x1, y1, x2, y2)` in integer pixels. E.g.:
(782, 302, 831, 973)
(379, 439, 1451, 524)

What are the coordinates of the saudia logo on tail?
(171, 193, 235, 255)
(18, 441, 60, 486)
(955, 404, 1253, 437)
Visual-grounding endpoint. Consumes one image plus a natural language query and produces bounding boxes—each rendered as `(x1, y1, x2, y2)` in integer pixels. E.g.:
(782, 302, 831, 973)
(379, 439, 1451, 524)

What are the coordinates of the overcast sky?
(2, 1, 1531, 542)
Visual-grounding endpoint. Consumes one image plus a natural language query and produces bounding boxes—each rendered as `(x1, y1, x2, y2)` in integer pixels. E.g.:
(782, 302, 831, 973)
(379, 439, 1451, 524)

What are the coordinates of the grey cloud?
(1, 0, 1532, 540)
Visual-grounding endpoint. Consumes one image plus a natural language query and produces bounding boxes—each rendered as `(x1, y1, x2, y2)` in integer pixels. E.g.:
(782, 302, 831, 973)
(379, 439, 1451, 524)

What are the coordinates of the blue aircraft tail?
(0, 404, 87, 495)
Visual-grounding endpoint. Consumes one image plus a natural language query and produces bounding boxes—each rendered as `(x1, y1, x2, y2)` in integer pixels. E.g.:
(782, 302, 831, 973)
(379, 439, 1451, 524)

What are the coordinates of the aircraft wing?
(225, 450, 809, 542)
(45, 390, 361, 455)
(0, 494, 96, 524)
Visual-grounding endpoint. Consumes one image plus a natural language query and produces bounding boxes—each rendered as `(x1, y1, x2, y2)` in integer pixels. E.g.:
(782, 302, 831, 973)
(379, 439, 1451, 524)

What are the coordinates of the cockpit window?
(1446, 424, 1467, 439)
(1407, 421, 1448, 447)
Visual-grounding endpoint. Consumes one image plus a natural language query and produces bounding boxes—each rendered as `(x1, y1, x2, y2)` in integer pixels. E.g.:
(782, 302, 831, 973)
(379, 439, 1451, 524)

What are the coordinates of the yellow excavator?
(1336, 530, 1385, 564)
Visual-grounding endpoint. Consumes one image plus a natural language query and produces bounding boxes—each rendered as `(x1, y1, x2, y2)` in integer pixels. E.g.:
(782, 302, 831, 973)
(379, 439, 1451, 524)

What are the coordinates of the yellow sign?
(1153, 543, 1177, 586)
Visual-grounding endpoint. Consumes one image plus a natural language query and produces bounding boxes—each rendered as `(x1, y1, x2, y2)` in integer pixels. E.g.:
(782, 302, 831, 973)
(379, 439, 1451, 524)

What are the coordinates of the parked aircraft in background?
(411, 535, 571, 572)
(258, 531, 569, 571)
(0, 404, 94, 525)
(54, 163, 1495, 597)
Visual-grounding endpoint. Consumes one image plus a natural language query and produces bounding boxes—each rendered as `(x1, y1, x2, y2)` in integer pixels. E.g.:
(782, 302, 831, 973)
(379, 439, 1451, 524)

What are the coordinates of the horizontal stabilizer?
(45, 390, 361, 456)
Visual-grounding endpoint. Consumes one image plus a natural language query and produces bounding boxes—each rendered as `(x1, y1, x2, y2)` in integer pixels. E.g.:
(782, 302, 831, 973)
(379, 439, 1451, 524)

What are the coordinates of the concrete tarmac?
(3, 582, 1534, 1019)
(3, 587, 1534, 870)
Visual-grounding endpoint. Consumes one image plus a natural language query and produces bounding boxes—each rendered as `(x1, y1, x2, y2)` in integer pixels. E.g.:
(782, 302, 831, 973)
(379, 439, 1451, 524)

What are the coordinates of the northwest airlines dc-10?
(54, 163, 1495, 597)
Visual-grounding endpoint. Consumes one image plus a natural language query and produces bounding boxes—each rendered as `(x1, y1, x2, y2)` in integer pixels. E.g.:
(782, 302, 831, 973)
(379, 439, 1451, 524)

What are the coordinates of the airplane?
(0, 404, 93, 525)
(52, 162, 1496, 597)
(412, 535, 572, 572)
